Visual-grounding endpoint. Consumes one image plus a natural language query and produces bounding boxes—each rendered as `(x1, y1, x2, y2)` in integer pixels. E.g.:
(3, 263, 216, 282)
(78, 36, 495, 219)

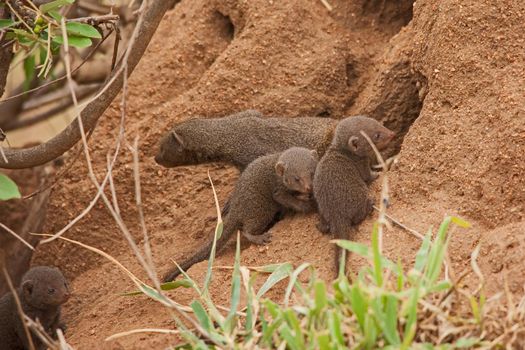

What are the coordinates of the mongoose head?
(154, 120, 208, 167)
(275, 147, 319, 195)
(21, 266, 70, 309)
(333, 116, 395, 157)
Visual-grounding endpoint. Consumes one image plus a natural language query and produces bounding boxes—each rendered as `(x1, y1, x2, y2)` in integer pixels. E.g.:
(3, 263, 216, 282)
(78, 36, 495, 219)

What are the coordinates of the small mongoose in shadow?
(313, 116, 395, 275)
(0, 266, 70, 350)
(154, 110, 336, 169)
(163, 147, 319, 282)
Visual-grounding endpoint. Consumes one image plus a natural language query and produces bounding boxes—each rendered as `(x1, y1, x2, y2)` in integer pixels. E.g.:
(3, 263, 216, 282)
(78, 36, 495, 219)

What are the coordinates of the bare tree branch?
(0, 0, 176, 169)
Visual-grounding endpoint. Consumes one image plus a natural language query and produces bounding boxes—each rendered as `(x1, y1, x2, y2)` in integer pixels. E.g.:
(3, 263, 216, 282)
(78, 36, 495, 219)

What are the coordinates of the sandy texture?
(22, 0, 525, 348)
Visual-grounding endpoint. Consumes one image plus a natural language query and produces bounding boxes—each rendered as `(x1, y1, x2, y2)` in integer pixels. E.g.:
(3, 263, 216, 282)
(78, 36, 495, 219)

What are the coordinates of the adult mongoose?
(154, 110, 336, 169)
(0, 266, 70, 350)
(163, 147, 319, 282)
(313, 116, 395, 275)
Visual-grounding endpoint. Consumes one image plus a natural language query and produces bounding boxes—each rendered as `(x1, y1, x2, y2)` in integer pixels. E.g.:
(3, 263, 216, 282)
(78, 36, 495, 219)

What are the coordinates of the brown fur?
(155, 110, 336, 169)
(0, 266, 70, 350)
(313, 116, 395, 275)
(163, 147, 318, 282)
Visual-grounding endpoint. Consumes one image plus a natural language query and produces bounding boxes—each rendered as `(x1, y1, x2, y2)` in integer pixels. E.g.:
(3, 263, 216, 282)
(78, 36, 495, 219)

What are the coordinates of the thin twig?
(0, 222, 35, 250)
(372, 206, 425, 240)
(68, 14, 119, 25)
(2, 267, 36, 350)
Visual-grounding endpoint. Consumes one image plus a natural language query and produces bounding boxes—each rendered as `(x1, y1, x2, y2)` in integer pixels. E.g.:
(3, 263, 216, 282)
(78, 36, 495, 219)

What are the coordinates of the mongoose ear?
(22, 280, 33, 297)
(310, 149, 319, 160)
(275, 161, 285, 177)
(348, 136, 359, 152)
(171, 131, 185, 147)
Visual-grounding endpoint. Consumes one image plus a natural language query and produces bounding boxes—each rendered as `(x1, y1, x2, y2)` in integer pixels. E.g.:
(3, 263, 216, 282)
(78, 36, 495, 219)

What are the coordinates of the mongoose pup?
(154, 110, 336, 169)
(0, 266, 70, 350)
(313, 116, 395, 275)
(163, 147, 319, 282)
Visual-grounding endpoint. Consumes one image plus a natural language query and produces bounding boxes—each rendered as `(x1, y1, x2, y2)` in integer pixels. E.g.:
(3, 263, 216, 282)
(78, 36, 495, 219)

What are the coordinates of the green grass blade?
(191, 300, 213, 332)
(225, 232, 242, 333)
(203, 220, 223, 293)
(284, 263, 312, 307)
(371, 223, 383, 286)
(257, 262, 293, 298)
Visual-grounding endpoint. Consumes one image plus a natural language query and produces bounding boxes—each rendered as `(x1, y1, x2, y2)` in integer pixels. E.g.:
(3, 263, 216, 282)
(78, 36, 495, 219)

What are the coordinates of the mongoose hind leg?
(241, 214, 276, 245)
(243, 231, 272, 245)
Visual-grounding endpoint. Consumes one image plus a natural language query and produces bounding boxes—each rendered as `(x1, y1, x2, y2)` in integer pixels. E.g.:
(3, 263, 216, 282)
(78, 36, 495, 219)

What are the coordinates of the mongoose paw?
(245, 231, 272, 245)
(316, 221, 330, 235)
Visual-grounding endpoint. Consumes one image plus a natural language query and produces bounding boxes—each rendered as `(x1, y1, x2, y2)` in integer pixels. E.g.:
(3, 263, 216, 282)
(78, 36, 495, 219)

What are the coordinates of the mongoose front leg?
(273, 189, 315, 213)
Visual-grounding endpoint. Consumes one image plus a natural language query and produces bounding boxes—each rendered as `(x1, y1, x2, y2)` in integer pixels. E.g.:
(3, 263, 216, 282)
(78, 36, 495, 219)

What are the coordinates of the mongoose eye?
(374, 132, 381, 140)
(48, 288, 55, 295)
(294, 176, 300, 182)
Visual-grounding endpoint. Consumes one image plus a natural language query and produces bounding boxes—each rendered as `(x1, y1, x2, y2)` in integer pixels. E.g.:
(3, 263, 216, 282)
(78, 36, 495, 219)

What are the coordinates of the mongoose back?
(0, 266, 70, 350)
(154, 110, 336, 169)
(163, 147, 319, 282)
(313, 116, 395, 275)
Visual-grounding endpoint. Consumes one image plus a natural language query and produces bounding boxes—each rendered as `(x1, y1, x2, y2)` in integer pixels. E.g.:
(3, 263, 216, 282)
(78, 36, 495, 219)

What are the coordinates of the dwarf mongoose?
(0, 266, 70, 350)
(313, 116, 395, 275)
(163, 147, 319, 282)
(154, 110, 336, 169)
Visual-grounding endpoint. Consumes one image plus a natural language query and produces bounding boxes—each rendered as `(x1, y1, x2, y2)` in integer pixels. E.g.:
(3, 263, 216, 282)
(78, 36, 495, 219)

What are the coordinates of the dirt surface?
(9, 0, 523, 348)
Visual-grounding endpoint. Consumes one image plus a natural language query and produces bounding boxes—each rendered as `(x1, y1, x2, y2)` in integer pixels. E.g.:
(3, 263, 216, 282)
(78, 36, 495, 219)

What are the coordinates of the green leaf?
(53, 35, 92, 48)
(0, 173, 21, 201)
(65, 22, 101, 39)
(23, 54, 35, 91)
(40, 0, 74, 14)
(48, 11, 63, 22)
(454, 337, 480, 348)
(0, 19, 17, 29)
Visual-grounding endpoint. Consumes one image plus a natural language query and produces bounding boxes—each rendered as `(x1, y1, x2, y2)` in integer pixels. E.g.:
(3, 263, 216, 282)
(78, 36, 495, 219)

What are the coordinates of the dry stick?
(0, 222, 35, 250)
(129, 135, 160, 289)
(4, 84, 101, 132)
(2, 267, 36, 350)
(320, 0, 333, 11)
(23, 316, 59, 350)
(106, 153, 121, 216)
(105, 328, 181, 341)
(68, 14, 119, 25)
(0, 0, 176, 169)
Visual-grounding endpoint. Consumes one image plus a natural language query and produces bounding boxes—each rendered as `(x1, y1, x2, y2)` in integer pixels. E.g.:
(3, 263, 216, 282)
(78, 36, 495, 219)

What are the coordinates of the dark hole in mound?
(213, 11, 235, 42)
(362, 0, 415, 34)
(366, 62, 427, 157)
